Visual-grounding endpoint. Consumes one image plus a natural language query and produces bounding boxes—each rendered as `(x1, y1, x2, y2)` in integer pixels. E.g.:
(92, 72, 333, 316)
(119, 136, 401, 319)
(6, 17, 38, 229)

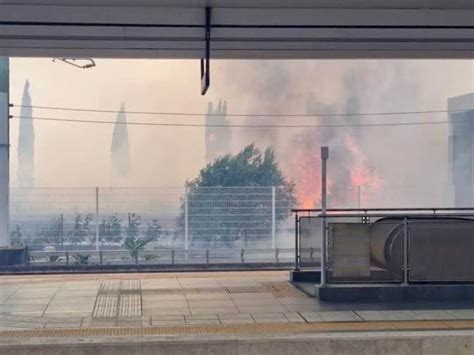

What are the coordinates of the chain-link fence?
(9, 186, 294, 252)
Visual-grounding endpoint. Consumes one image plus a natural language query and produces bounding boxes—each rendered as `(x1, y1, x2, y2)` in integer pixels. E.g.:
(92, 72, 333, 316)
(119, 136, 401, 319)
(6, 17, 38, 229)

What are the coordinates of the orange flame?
(291, 132, 381, 208)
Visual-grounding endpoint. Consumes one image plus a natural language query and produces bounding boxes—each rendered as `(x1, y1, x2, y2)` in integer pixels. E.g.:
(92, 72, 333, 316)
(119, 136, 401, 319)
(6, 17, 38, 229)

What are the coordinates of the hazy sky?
(8, 58, 474, 206)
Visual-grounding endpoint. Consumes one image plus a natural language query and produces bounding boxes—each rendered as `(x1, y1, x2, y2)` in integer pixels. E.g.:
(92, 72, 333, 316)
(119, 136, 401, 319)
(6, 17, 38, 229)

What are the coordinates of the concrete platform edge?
(0, 329, 473, 355)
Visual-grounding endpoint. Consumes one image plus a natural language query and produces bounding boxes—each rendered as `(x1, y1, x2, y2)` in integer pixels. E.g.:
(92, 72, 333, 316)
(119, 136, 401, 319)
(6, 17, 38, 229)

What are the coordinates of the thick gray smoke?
(17, 79, 35, 187)
(205, 99, 231, 163)
(110, 103, 130, 179)
(216, 60, 472, 208)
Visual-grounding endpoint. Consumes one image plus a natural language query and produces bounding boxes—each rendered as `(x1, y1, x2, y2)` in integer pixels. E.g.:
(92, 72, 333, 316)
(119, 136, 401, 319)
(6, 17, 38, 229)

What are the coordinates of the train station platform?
(0, 271, 473, 354)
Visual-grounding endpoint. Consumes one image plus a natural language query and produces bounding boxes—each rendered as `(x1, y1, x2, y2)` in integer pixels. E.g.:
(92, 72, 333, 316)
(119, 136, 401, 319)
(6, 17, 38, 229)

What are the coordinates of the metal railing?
(293, 207, 474, 284)
(26, 247, 294, 267)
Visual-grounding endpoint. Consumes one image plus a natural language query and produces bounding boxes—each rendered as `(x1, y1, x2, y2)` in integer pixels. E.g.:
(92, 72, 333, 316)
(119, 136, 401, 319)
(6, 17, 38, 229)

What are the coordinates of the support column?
(95, 187, 100, 251)
(320, 146, 329, 287)
(0, 58, 9, 248)
(184, 186, 189, 250)
(271, 186, 276, 249)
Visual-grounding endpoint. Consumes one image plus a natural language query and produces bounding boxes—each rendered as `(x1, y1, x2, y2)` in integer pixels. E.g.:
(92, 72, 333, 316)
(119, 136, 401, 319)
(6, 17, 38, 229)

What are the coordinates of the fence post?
(320, 147, 329, 287)
(403, 217, 409, 285)
(66, 251, 69, 266)
(184, 186, 189, 251)
(275, 248, 279, 264)
(99, 250, 103, 265)
(171, 249, 175, 265)
(241, 249, 245, 264)
(206, 249, 209, 264)
(95, 187, 100, 252)
(271, 186, 276, 249)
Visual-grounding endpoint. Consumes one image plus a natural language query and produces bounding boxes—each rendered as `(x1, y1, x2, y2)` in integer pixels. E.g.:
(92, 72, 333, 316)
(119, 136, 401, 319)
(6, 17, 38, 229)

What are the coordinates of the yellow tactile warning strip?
(1, 320, 474, 339)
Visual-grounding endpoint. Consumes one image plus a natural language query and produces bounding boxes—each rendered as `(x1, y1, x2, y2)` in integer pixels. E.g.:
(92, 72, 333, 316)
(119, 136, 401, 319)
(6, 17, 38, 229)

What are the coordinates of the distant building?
(205, 99, 231, 163)
(111, 103, 130, 178)
(448, 93, 474, 206)
(17, 80, 35, 187)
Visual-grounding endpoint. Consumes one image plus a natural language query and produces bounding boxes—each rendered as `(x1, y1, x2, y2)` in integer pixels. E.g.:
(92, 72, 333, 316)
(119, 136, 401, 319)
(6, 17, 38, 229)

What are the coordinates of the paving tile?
(190, 306, 238, 315)
(0, 304, 47, 313)
(283, 304, 321, 312)
(142, 293, 186, 301)
(284, 312, 306, 323)
(43, 311, 92, 318)
(278, 297, 316, 306)
(142, 307, 189, 316)
(11, 291, 57, 299)
(237, 305, 286, 314)
(185, 314, 218, 321)
(412, 310, 456, 320)
(141, 280, 181, 290)
(152, 315, 185, 322)
(219, 313, 252, 320)
(46, 303, 94, 313)
(218, 313, 255, 324)
(4, 297, 51, 305)
(87, 319, 117, 328)
(356, 310, 418, 321)
(230, 292, 275, 299)
(150, 320, 185, 327)
(186, 319, 222, 325)
(447, 309, 474, 320)
(220, 317, 255, 325)
(46, 321, 82, 329)
(188, 299, 235, 308)
(251, 312, 285, 319)
(300, 311, 362, 322)
(185, 293, 231, 301)
(142, 300, 188, 308)
(232, 298, 281, 306)
(50, 296, 96, 305)
(0, 320, 46, 329)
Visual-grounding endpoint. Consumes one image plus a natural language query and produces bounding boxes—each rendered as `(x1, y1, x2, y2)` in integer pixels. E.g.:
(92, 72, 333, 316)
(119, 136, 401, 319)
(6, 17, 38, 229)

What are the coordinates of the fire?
(291, 131, 381, 208)
(343, 134, 382, 203)
(293, 146, 333, 209)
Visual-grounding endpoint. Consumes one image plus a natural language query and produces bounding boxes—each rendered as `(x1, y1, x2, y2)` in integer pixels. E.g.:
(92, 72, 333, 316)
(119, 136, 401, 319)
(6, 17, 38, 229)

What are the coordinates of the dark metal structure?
(293, 208, 474, 284)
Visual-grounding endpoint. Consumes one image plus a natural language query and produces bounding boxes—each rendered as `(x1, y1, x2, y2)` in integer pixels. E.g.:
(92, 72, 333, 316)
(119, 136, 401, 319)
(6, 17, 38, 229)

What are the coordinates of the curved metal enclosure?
(328, 217, 474, 283)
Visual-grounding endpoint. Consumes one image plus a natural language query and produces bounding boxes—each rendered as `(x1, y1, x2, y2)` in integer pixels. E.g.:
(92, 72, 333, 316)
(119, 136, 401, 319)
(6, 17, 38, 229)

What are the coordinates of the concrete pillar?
(0, 58, 9, 247)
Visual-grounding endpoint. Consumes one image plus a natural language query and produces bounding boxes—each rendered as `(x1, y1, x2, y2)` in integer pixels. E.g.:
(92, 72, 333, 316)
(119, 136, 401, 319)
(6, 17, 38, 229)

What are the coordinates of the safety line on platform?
(1, 320, 473, 339)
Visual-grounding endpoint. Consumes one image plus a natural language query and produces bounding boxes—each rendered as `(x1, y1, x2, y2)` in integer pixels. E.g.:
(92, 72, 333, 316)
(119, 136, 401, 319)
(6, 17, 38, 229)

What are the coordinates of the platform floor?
(1, 271, 474, 337)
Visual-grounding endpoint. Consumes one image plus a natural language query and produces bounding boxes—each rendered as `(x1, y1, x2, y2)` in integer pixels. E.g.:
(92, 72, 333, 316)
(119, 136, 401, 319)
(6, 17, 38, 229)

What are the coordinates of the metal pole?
(320, 146, 329, 287)
(402, 216, 409, 285)
(184, 186, 189, 250)
(357, 185, 361, 209)
(95, 187, 99, 251)
(271, 186, 276, 249)
(0, 58, 9, 247)
(294, 213, 299, 271)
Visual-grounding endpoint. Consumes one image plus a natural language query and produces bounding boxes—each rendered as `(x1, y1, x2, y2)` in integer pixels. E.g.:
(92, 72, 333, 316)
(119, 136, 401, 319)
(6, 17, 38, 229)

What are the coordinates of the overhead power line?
(10, 104, 470, 118)
(12, 115, 458, 129)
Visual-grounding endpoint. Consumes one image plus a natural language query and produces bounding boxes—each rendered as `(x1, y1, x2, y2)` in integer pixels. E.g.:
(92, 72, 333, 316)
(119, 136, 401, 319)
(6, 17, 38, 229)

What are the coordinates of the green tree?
(126, 213, 141, 238)
(68, 213, 93, 244)
(10, 224, 23, 246)
(37, 215, 63, 246)
(122, 213, 157, 262)
(178, 144, 296, 247)
(99, 214, 123, 243)
(145, 219, 162, 240)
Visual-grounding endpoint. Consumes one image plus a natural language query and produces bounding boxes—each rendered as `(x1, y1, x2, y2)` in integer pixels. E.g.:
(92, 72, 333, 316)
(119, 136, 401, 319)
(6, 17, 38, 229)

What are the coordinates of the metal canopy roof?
(0, 0, 472, 59)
